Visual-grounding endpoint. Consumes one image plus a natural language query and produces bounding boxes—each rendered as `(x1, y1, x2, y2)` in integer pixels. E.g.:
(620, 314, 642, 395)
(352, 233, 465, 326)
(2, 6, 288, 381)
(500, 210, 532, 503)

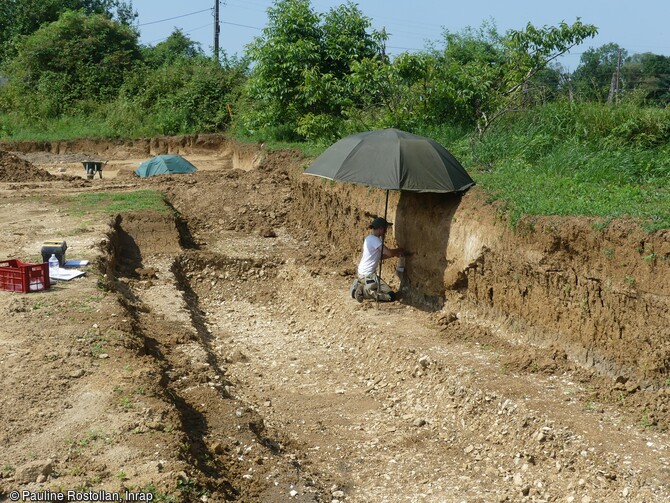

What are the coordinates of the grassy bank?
(425, 102, 670, 231)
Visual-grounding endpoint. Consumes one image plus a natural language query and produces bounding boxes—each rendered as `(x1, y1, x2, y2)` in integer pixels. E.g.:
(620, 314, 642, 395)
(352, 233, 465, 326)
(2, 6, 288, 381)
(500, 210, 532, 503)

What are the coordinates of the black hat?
(369, 217, 392, 229)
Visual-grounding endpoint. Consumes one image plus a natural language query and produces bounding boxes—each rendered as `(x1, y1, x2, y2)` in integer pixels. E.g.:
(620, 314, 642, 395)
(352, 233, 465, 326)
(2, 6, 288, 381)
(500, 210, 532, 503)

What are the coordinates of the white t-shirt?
(357, 234, 383, 276)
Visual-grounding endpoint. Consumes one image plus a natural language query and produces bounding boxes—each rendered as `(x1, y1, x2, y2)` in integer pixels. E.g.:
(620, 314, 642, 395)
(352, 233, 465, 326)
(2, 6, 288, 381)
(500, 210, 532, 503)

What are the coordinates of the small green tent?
(135, 155, 197, 177)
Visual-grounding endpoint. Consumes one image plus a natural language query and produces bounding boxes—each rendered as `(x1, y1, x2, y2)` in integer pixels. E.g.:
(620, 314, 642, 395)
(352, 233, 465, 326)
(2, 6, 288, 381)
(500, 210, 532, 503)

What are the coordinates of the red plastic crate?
(0, 259, 50, 293)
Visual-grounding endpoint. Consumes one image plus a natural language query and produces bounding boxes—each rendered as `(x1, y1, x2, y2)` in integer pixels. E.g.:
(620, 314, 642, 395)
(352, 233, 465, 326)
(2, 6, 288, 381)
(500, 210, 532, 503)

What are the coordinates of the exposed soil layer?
(0, 136, 668, 503)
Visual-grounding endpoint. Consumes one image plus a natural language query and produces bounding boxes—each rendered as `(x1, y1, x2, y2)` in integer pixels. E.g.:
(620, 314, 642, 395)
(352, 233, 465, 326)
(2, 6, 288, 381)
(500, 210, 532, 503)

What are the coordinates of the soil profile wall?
(293, 164, 670, 386)
(0, 134, 263, 167)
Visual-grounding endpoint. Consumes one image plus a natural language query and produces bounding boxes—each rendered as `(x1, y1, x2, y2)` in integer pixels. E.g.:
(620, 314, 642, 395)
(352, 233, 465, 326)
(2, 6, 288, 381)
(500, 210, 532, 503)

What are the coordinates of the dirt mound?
(0, 150, 57, 182)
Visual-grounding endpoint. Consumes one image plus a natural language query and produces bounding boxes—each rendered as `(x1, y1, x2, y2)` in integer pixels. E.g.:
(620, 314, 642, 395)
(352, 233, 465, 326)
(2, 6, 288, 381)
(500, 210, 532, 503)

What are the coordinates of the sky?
(133, 0, 670, 71)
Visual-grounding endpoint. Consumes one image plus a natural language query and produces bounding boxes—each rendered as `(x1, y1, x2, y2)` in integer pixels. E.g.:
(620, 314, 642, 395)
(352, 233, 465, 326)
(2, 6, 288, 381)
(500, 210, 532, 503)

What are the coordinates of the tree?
(0, 0, 137, 63)
(242, 0, 383, 140)
(624, 52, 670, 105)
(526, 64, 564, 103)
(320, 3, 381, 77)
(244, 0, 322, 138)
(433, 19, 598, 133)
(433, 22, 507, 128)
(115, 53, 247, 135)
(347, 51, 441, 130)
(348, 20, 597, 134)
(142, 29, 204, 68)
(3, 10, 140, 116)
(297, 2, 384, 139)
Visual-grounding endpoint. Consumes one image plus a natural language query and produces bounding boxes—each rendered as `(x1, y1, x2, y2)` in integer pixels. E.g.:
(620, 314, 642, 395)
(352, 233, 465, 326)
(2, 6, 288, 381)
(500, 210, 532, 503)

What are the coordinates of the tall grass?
(460, 101, 670, 231)
(0, 110, 157, 140)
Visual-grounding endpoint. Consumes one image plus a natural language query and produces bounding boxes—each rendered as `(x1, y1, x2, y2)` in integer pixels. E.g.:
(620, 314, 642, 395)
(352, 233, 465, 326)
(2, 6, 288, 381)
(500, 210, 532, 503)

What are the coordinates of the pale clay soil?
(0, 140, 668, 503)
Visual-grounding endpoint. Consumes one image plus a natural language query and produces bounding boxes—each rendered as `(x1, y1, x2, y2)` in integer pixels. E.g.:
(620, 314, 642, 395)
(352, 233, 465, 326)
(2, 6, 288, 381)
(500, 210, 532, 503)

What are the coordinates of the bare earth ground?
(0, 139, 669, 503)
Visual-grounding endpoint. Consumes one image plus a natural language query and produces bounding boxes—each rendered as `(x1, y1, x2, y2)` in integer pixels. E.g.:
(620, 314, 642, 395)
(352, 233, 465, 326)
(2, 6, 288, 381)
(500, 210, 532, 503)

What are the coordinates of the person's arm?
(382, 245, 404, 258)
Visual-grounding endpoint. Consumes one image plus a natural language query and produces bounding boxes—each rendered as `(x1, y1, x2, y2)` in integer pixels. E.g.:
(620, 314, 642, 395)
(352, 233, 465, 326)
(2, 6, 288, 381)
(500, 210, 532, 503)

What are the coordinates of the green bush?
(296, 113, 344, 142)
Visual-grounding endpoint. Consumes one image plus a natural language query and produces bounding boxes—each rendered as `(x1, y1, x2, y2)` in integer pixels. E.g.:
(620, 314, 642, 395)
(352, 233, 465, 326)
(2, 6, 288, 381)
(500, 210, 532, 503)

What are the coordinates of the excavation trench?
(104, 211, 325, 502)
(100, 199, 670, 502)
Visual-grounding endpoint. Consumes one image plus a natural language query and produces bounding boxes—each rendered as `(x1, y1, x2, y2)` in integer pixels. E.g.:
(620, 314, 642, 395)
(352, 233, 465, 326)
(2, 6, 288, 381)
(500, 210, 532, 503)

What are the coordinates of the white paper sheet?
(49, 268, 86, 281)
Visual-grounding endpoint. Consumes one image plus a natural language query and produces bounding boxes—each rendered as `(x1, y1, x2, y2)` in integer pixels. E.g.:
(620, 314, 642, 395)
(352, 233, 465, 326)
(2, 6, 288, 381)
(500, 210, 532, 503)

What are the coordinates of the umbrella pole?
(376, 190, 390, 304)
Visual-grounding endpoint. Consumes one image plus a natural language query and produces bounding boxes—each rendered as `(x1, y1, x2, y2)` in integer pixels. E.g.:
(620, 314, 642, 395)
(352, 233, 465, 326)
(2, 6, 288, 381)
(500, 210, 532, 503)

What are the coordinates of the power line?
(138, 8, 212, 27)
(222, 20, 262, 31)
(386, 45, 422, 52)
(145, 23, 213, 45)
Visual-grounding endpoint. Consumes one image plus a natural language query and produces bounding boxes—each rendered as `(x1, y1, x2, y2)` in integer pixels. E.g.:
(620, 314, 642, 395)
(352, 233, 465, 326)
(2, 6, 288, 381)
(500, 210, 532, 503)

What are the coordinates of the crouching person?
(351, 217, 404, 303)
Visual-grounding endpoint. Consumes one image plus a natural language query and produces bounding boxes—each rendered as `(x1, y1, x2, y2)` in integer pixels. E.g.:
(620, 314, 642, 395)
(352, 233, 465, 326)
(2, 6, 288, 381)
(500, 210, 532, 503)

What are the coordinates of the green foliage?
(243, 0, 323, 135)
(0, 50, 247, 139)
(433, 22, 506, 126)
(466, 101, 670, 231)
(0, 0, 136, 63)
(347, 52, 450, 130)
(526, 65, 564, 104)
(570, 45, 670, 106)
(0, 110, 121, 140)
(624, 52, 670, 105)
(240, 0, 383, 140)
(321, 3, 382, 76)
(434, 19, 598, 133)
(2, 10, 139, 116)
(605, 111, 670, 149)
(340, 19, 597, 136)
(113, 54, 247, 136)
(141, 29, 204, 68)
(296, 113, 343, 142)
(572, 43, 626, 102)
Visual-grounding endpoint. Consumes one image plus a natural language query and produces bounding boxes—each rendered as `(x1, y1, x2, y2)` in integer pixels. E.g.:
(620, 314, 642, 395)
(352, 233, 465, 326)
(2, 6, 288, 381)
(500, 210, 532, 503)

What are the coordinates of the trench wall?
(294, 165, 670, 386)
(0, 134, 263, 170)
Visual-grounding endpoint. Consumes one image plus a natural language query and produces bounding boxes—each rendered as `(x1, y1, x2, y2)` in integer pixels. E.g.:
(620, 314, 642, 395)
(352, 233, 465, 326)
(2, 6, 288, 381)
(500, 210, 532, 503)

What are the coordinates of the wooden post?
(213, 0, 220, 62)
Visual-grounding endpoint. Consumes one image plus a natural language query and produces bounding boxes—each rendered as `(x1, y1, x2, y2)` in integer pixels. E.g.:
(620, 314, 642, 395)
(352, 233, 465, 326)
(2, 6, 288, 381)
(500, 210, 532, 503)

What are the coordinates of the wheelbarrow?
(82, 160, 107, 180)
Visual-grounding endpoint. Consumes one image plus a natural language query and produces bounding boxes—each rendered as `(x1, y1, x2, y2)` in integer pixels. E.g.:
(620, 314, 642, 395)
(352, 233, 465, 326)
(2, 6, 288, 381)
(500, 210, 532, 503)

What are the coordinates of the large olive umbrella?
(303, 128, 475, 193)
(304, 128, 475, 284)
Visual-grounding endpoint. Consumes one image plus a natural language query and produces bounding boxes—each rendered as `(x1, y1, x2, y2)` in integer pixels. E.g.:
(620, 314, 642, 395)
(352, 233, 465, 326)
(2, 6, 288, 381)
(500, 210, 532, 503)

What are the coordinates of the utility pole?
(213, 0, 220, 62)
(615, 49, 622, 103)
(608, 49, 623, 105)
